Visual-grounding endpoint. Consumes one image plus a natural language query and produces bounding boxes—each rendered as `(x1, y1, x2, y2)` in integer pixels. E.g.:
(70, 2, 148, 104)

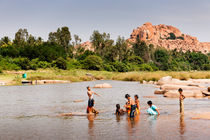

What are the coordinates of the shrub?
(37, 61, 51, 69)
(202, 64, 210, 71)
(82, 55, 103, 70)
(127, 55, 144, 65)
(113, 61, 129, 72)
(67, 59, 82, 69)
(139, 64, 153, 71)
(103, 64, 117, 71)
(53, 57, 67, 70)
(13, 57, 31, 70)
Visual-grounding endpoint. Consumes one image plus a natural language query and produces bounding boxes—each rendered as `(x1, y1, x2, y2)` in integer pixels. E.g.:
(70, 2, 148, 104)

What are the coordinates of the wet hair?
(116, 104, 120, 115)
(134, 95, 139, 99)
(125, 94, 130, 99)
(116, 104, 120, 109)
(147, 100, 152, 105)
(178, 88, 183, 92)
(87, 86, 90, 89)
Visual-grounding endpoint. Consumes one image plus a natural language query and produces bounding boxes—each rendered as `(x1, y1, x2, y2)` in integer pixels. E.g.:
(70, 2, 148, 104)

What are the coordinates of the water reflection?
(87, 115, 96, 138)
(179, 114, 185, 135)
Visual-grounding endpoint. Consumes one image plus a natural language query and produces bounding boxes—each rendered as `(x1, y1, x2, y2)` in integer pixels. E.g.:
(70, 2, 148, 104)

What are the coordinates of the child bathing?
(147, 100, 160, 115)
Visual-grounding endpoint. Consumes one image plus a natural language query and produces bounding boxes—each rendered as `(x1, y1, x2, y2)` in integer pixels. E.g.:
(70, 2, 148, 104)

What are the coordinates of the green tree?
(154, 49, 170, 70)
(82, 55, 103, 70)
(133, 39, 150, 62)
(90, 30, 114, 57)
(13, 28, 28, 46)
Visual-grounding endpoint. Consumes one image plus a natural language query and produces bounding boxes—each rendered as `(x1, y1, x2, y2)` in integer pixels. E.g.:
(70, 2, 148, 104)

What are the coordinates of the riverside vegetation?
(0, 27, 209, 84)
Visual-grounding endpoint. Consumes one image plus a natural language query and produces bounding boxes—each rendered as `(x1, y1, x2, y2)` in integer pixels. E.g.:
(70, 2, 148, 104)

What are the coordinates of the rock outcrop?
(128, 22, 210, 53)
(155, 76, 209, 98)
(94, 83, 112, 88)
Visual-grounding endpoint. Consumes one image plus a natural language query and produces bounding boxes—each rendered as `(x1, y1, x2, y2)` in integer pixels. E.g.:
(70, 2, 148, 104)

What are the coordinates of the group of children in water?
(86, 86, 160, 117)
(116, 94, 160, 117)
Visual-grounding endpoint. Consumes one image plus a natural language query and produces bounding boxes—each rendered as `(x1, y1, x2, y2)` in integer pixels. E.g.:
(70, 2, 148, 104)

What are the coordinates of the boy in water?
(134, 95, 140, 113)
(124, 94, 136, 117)
(87, 86, 100, 114)
(178, 88, 185, 113)
(115, 104, 125, 115)
(147, 100, 160, 115)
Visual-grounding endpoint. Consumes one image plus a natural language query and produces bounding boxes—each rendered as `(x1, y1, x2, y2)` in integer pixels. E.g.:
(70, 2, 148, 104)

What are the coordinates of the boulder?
(73, 100, 84, 103)
(188, 79, 210, 84)
(94, 83, 112, 88)
(154, 90, 165, 95)
(164, 90, 203, 98)
(160, 84, 201, 91)
(157, 76, 172, 85)
(35, 80, 70, 84)
(202, 90, 210, 96)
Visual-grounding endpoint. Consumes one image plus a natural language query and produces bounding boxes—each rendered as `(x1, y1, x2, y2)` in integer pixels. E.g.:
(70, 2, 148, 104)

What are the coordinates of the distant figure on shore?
(147, 100, 160, 115)
(134, 95, 140, 114)
(124, 94, 136, 117)
(178, 88, 185, 113)
(115, 104, 125, 115)
(87, 86, 100, 114)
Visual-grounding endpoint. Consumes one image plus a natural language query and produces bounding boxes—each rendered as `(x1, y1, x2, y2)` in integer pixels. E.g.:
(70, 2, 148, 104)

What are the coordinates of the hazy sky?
(0, 0, 210, 42)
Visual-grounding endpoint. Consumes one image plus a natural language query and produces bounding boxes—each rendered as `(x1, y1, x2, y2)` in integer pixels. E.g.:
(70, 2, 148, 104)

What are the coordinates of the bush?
(13, 57, 31, 70)
(53, 57, 67, 70)
(139, 64, 153, 71)
(127, 55, 144, 65)
(37, 61, 51, 69)
(113, 61, 130, 72)
(67, 59, 82, 69)
(202, 64, 210, 71)
(103, 64, 117, 71)
(82, 55, 103, 70)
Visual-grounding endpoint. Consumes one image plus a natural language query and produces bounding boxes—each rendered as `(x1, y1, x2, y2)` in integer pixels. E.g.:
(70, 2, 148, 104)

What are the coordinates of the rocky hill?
(80, 23, 210, 54)
(128, 22, 210, 53)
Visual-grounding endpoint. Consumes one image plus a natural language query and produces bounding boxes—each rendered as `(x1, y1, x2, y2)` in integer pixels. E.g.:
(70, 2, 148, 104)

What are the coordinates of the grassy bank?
(0, 69, 209, 85)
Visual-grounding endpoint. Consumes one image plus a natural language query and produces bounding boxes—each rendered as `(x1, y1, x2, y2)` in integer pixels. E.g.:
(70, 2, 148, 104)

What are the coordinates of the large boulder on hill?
(127, 22, 210, 54)
(94, 83, 112, 88)
(164, 90, 203, 98)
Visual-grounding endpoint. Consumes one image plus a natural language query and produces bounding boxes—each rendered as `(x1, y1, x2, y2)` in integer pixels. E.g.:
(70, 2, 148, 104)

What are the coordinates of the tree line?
(0, 27, 209, 72)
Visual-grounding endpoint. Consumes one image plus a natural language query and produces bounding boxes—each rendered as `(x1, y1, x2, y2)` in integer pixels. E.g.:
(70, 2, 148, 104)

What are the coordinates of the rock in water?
(94, 83, 112, 88)
(156, 76, 172, 85)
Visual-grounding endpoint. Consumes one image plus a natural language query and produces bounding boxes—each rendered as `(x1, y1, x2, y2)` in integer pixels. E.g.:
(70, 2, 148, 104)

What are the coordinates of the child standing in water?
(87, 86, 100, 114)
(178, 88, 185, 113)
(134, 95, 140, 114)
(124, 94, 136, 118)
(147, 100, 160, 115)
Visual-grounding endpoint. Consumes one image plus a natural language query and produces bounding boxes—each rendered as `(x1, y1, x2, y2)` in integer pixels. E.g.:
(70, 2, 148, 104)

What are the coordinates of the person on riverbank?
(115, 104, 125, 115)
(87, 86, 100, 114)
(134, 95, 140, 114)
(178, 88, 185, 113)
(147, 100, 160, 115)
(124, 94, 136, 117)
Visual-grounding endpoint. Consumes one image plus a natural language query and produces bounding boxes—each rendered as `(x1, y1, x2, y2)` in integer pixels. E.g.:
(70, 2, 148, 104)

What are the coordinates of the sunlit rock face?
(128, 22, 210, 54)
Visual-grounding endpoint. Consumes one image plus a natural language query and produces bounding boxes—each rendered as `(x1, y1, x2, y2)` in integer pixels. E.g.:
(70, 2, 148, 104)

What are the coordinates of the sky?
(0, 0, 210, 42)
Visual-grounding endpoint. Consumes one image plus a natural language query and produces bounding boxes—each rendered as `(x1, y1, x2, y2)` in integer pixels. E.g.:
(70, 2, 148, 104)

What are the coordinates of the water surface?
(0, 80, 210, 140)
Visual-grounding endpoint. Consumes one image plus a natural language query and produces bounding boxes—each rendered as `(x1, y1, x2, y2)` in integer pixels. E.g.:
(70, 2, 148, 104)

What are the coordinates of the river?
(0, 80, 209, 140)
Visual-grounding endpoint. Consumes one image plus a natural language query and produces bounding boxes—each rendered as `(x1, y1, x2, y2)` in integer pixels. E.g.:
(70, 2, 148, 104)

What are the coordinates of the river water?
(0, 80, 210, 140)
